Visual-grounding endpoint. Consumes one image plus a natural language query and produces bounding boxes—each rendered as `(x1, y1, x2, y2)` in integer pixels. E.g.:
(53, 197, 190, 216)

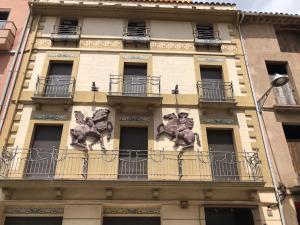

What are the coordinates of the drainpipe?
(0, 11, 32, 132)
(237, 11, 287, 225)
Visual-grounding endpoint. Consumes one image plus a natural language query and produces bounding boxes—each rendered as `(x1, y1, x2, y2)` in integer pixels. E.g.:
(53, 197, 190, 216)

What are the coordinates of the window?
(123, 63, 147, 96)
(44, 61, 73, 97)
(0, 11, 9, 29)
(5, 217, 63, 225)
(118, 127, 148, 179)
(283, 125, 300, 175)
(25, 125, 63, 178)
(127, 21, 147, 37)
(275, 25, 300, 53)
(195, 25, 216, 40)
(58, 18, 79, 34)
(265, 61, 297, 105)
(205, 208, 255, 225)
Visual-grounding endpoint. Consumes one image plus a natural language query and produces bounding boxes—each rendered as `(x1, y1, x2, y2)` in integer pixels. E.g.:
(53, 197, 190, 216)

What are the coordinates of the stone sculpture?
(70, 108, 113, 150)
(156, 112, 201, 149)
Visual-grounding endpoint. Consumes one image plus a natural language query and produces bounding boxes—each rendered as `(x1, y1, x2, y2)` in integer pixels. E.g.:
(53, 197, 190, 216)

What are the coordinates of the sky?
(204, 0, 300, 14)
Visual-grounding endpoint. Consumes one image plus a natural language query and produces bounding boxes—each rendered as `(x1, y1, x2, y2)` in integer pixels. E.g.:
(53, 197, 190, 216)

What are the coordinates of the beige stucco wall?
(28, 52, 46, 91)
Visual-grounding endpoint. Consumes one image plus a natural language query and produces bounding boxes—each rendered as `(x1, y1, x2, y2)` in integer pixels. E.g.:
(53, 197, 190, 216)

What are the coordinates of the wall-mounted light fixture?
(91, 81, 99, 92)
(257, 73, 289, 113)
(172, 84, 179, 94)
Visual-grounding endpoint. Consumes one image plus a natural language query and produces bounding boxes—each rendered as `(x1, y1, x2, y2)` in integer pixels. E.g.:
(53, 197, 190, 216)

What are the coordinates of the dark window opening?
(205, 208, 255, 225)
(57, 18, 79, 35)
(118, 127, 148, 179)
(207, 130, 239, 181)
(5, 217, 63, 225)
(275, 25, 300, 53)
(103, 217, 160, 225)
(44, 62, 73, 97)
(127, 21, 146, 37)
(25, 125, 63, 178)
(265, 62, 287, 75)
(201, 67, 223, 81)
(0, 11, 9, 20)
(123, 63, 147, 96)
(283, 125, 300, 176)
(195, 25, 215, 39)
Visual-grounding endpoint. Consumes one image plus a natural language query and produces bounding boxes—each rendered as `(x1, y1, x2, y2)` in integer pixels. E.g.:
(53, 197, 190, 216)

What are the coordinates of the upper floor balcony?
(107, 75, 162, 110)
(197, 81, 236, 108)
(0, 148, 263, 183)
(50, 25, 81, 42)
(31, 76, 75, 105)
(194, 25, 222, 47)
(122, 22, 150, 47)
(0, 21, 17, 51)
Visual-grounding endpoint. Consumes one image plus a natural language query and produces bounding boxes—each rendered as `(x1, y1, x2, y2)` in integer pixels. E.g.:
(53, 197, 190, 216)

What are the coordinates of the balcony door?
(200, 67, 226, 101)
(123, 63, 147, 96)
(45, 62, 73, 97)
(207, 130, 239, 181)
(104, 217, 160, 225)
(0, 11, 9, 29)
(25, 125, 63, 179)
(118, 127, 148, 179)
(5, 217, 63, 225)
(59, 19, 78, 34)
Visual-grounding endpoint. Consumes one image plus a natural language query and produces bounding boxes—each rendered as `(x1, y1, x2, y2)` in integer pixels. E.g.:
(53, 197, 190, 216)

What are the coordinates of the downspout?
(237, 11, 287, 225)
(0, 10, 33, 132)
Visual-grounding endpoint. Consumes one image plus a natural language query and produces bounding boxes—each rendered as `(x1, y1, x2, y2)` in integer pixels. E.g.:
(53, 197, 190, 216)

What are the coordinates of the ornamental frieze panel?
(34, 38, 51, 48)
(221, 44, 238, 53)
(80, 39, 122, 49)
(150, 41, 194, 51)
(5, 207, 64, 215)
(104, 207, 160, 215)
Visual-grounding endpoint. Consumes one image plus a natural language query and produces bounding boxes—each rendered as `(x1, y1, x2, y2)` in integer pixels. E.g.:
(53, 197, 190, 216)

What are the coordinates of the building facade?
(0, 0, 29, 133)
(241, 13, 300, 225)
(0, 1, 282, 225)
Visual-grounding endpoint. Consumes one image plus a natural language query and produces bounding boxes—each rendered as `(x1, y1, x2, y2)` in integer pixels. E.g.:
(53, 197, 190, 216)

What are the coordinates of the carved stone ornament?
(70, 108, 113, 151)
(104, 207, 160, 215)
(156, 112, 201, 149)
(5, 207, 64, 215)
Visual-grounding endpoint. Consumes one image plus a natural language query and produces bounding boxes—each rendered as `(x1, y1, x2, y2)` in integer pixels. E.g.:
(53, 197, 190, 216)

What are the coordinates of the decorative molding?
(104, 207, 160, 215)
(32, 114, 68, 120)
(119, 114, 150, 122)
(201, 118, 236, 124)
(5, 208, 64, 215)
(122, 55, 150, 60)
(80, 39, 122, 49)
(195, 56, 225, 63)
(221, 44, 238, 53)
(48, 53, 77, 58)
(150, 41, 194, 51)
(34, 38, 51, 48)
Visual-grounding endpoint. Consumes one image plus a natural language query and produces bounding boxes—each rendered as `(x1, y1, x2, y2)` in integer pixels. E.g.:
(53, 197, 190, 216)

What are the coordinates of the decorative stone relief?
(195, 56, 225, 63)
(34, 38, 51, 48)
(104, 207, 160, 215)
(119, 114, 150, 122)
(150, 41, 194, 51)
(201, 118, 236, 125)
(32, 114, 68, 120)
(221, 44, 238, 53)
(5, 208, 64, 215)
(156, 112, 201, 149)
(70, 109, 113, 150)
(48, 53, 76, 58)
(122, 55, 150, 60)
(80, 39, 122, 49)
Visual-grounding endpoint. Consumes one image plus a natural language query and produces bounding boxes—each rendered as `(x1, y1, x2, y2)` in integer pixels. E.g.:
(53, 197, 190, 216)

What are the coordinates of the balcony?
(122, 26, 150, 45)
(194, 26, 221, 47)
(31, 76, 75, 105)
(197, 81, 236, 108)
(50, 25, 81, 42)
(0, 21, 17, 51)
(0, 148, 263, 183)
(107, 75, 162, 110)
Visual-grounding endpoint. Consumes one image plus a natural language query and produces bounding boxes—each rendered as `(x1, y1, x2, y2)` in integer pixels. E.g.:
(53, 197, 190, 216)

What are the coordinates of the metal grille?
(52, 25, 81, 35)
(194, 25, 219, 40)
(34, 76, 75, 98)
(124, 26, 150, 37)
(0, 148, 263, 182)
(197, 81, 234, 102)
(109, 75, 160, 97)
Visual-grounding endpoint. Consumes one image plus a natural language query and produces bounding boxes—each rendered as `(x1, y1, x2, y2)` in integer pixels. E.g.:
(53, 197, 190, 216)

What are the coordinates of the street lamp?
(257, 73, 289, 113)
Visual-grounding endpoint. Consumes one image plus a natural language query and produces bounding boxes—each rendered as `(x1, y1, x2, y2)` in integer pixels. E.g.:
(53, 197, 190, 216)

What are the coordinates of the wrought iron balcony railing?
(108, 75, 160, 97)
(51, 25, 81, 42)
(0, 20, 17, 50)
(0, 148, 263, 182)
(33, 76, 75, 98)
(197, 81, 234, 102)
(194, 27, 221, 46)
(123, 26, 150, 43)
